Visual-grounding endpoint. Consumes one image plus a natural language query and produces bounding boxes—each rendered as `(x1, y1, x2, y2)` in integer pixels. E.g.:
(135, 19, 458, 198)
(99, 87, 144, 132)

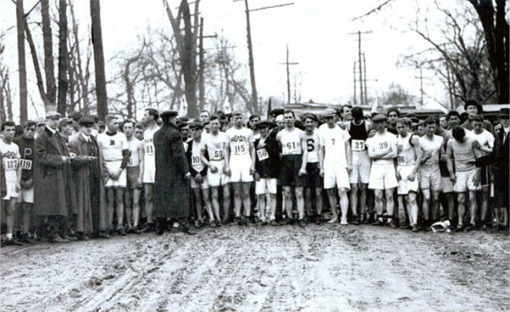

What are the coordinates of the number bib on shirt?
(351, 139, 365, 151)
(19, 159, 32, 170)
(397, 155, 406, 165)
(256, 148, 269, 161)
(282, 142, 299, 155)
(232, 142, 248, 156)
(5, 159, 18, 170)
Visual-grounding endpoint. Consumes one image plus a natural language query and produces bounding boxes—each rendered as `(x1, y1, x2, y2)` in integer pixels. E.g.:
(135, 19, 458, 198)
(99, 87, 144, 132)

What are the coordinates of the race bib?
(5, 159, 18, 170)
(128, 157, 134, 167)
(232, 142, 248, 156)
(145, 144, 155, 156)
(212, 149, 224, 161)
(397, 156, 406, 165)
(19, 159, 32, 170)
(192, 155, 201, 165)
(352, 139, 365, 151)
(257, 148, 269, 161)
(282, 141, 299, 155)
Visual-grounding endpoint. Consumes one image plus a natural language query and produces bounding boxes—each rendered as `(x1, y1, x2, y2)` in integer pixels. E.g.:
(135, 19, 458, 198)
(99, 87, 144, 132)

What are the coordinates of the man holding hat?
(68, 117, 107, 240)
(365, 113, 399, 226)
(154, 110, 192, 235)
(34, 111, 72, 242)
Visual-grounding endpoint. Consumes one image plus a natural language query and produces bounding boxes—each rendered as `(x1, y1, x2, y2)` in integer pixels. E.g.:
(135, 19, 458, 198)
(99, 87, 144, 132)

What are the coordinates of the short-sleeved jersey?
(366, 130, 398, 165)
(277, 128, 303, 156)
(419, 135, 443, 166)
(0, 140, 21, 172)
(143, 126, 159, 170)
(304, 131, 320, 163)
(469, 129, 494, 157)
(127, 137, 142, 167)
(319, 125, 350, 166)
(202, 131, 229, 161)
(191, 140, 206, 173)
(226, 127, 253, 158)
(397, 134, 416, 166)
(97, 132, 128, 162)
(448, 137, 476, 172)
(13, 136, 34, 180)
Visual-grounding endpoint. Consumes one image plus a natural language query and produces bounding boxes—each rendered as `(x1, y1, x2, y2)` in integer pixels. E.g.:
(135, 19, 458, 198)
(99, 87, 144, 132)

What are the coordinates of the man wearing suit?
(493, 108, 509, 231)
(33, 111, 71, 243)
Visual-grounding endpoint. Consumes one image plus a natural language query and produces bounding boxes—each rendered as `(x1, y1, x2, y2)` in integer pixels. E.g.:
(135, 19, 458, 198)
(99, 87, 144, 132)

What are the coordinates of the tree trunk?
(41, 0, 56, 106)
(24, 20, 48, 107)
(57, 0, 68, 115)
(90, 0, 108, 120)
(17, 0, 27, 123)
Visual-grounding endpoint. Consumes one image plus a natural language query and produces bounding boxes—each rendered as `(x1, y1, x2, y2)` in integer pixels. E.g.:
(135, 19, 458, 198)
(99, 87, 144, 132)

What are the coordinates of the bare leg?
(132, 189, 141, 228)
(469, 190, 478, 226)
(315, 187, 323, 218)
(360, 183, 368, 217)
(201, 188, 213, 222)
(295, 187, 305, 220)
(481, 186, 489, 225)
(283, 186, 293, 220)
(232, 183, 242, 218)
(431, 190, 440, 221)
(386, 188, 395, 222)
(222, 184, 231, 221)
(242, 182, 252, 218)
(115, 188, 125, 230)
(269, 193, 277, 220)
(421, 189, 431, 223)
(327, 188, 338, 222)
(457, 193, 466, 228)
(210, 187, 221, 222)
(22, 202, 33, 234)
(106, 187, 115, 231)
(338, 188, 349, 224)
(374, 189, 384, 222)
(398, 196, 406, 225)
(407, 192, 418, 226)
(350, 184, 359, 217)
(192, 188, 203, 222)
(144, 184, 154, 224)
(124, 189, 133, 229)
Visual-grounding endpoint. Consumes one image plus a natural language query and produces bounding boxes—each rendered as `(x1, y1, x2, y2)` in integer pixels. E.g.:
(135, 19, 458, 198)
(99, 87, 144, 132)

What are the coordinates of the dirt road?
(1, 224, 509, 311)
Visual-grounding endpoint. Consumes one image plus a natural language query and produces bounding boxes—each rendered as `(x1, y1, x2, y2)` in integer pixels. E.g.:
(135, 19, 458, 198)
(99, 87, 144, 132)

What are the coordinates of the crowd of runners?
(0, 99, 509, 245)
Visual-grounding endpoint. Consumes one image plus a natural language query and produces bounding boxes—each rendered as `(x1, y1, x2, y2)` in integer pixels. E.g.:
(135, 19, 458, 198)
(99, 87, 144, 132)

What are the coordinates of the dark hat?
(270, 108, 284, 116)
(80, 117, 95, 126)
(69, 111, 83, 121)
(499, 108, 510, 118)
(98, 121, 106, 127)
(190, 121, 204, 130)
(372, 114, 387, 122)
(46, 111, 62, 119)
(255, 120, 271, 129)
(464, 99, 482, 113)
(160, 110, 178, 118)
(58, 118, 73, 128)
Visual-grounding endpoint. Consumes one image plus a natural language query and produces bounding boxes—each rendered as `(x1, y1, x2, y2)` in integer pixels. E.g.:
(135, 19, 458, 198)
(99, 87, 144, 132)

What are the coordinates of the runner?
(97, 115, 129, 236)
(253, 121, 280, 225)
(1, 122, 22, 245)
(469, 115, 494, 229)
(186, 122, 214, 227)
(276, 109, 308, 227)
(123, 120, 144, 234)
(141, 108, 159, 232)
(303, 114, 323, 224)
(345, 106, 371, 224)
(366, 114, 398, 227)
(395, 118, 422, 232)
(225, 111, 255, 225)
(319, 109, 352, 225)
(418, 117, 444, 228)
(446, 126, 481, 231)
(13, 121, 37, 243)
(201, 115, 230, 224)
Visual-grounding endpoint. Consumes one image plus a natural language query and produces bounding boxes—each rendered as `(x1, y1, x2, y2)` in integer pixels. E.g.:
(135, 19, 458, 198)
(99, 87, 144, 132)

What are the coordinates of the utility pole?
(414, 66, 425, 108)
(353, 61, 357, 105)
(349, 30, 371, 105)
(363, 53, 368, 106)
(278, 44, 298, 104)
(197, 18, 217, 110)
(236, 0, 294, 112)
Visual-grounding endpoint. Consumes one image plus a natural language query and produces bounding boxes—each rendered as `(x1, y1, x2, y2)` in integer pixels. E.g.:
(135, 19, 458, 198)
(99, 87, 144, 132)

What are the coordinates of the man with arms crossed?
(201, 115, 230, 224)
(446, 126, 481, 231)
(395, 118, 422, 232)
(319, 109, 352, 225)
(123, 120, 144, 233)
(366, 114, 398, 227)
(276, 110, 308, 227)
(141, 108, 159, 232)
(225, 111, 256, 225)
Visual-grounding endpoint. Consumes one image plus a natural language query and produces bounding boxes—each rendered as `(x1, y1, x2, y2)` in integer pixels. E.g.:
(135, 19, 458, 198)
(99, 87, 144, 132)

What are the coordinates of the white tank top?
(397, 134, 416, 166)
(127, 138, 141, 167)
(279, 128, 303, 156)
(143, 126, 159, 169)
(305, 131, 320, 163)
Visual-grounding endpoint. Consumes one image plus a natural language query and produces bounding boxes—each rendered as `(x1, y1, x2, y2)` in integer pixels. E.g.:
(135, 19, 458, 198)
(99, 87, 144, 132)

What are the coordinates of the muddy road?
(1, 224, 509, 312)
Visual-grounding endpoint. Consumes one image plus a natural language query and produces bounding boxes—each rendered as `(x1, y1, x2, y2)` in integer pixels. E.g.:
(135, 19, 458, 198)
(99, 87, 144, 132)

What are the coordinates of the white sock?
(6, 233, 13, 240)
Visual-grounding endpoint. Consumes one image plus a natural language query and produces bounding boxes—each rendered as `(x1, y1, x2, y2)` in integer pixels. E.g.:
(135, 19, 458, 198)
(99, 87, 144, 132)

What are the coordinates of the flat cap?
(254, 120, 271, 129)
(322, 108, 337, 117)
(499, 107, 509, 117)
(160, 110, 178, 118)
(46, 111, 62, 119)
(270, 108, 285, 116)
(58, 117, 72, 128)
(372, 114, 387, 122)
(69, 111, 83, 121)
(80, 117, 95, 126)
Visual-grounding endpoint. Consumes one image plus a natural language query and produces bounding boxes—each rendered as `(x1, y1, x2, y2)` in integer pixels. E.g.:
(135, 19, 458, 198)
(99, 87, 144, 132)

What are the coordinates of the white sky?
(1, 0, 470, 120)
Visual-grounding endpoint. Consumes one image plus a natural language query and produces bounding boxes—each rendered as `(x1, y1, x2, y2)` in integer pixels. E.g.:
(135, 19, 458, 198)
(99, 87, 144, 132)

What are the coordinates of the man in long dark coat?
(33, 111, 71, 242)
(154, 110, 192, 235)
(68, 118, 108, 240)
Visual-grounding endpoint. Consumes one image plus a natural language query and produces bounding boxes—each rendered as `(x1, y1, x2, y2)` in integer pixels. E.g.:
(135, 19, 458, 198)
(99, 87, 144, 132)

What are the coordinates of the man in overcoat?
(154, 110, 192, 235)
(33, 111, 71, 242)
(68, 118, 108, 240)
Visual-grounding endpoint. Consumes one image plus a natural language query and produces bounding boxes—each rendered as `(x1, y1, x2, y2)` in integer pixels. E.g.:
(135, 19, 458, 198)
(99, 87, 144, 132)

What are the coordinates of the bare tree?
(41, 0, 56, 106)
(57, 0, 68, 115)
(90, 0, 108, 120)
(16, 0, 28, 123)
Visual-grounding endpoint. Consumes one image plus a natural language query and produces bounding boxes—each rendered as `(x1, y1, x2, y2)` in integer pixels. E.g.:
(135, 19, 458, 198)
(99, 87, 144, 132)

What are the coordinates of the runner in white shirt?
(97, 115, 130, 236)
(141, 108, 160, 232)
(470, 115, 495, 229)
(0, 122, 22, 245)
(225, 111, 256, 225)
(276, 110, 308, 227)
(122, 120, 144, 233)
(201, 115, 231, 224)
(303, 114, 323, 224)
(319, 109, 351, 225)
(366, 114, 398, 227)
(395, 118, 422, 232)
(418, 117, 444, 228)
